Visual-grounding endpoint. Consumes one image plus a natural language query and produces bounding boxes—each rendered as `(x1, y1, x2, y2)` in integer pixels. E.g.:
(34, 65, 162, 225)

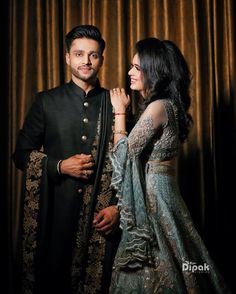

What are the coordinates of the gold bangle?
(114, 112, 126, 115)
(113, 130, 128, 135)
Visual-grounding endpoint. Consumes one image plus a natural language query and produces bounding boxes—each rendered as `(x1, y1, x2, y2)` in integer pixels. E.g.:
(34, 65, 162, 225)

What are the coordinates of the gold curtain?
(4, 0, 235, 292)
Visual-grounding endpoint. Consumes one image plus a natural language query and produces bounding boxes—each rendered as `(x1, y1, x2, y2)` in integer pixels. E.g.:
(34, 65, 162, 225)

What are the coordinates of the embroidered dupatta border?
(22, 150, 46, 293)
(72, 91, 115, 293)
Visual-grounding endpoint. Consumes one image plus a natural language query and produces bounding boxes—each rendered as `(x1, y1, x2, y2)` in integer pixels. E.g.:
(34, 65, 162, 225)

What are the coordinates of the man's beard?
(71, 66, 99, 83)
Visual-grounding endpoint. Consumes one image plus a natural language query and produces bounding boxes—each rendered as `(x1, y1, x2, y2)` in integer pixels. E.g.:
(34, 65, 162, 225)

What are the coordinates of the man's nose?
(83, 54, 91, 65)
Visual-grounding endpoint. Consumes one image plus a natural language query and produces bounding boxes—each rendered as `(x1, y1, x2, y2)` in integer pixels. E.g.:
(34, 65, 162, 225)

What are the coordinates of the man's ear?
(65, 52, 70, 65)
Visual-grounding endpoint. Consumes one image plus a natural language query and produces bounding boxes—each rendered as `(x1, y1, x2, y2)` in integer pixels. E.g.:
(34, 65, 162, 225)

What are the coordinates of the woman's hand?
(93, 205, 120, 235)
(110, 88, 130, 113)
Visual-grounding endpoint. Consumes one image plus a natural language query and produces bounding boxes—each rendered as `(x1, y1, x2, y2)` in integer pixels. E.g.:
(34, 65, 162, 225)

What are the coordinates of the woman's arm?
(110, 88, 130, 144)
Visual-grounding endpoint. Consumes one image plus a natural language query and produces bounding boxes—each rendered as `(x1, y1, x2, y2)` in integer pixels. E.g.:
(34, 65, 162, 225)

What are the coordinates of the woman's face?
(128, 54, 145, 96)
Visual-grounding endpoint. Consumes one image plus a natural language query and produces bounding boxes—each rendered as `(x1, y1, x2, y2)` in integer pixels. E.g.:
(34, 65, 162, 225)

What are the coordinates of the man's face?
(66, 37, 103, 83)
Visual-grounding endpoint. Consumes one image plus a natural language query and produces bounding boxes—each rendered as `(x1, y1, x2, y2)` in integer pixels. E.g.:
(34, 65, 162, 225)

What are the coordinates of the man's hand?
(93, 205, 120, 235)
(60, 153, 94, 179)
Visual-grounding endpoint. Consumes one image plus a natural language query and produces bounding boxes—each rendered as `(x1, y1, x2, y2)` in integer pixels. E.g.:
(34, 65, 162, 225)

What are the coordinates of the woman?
(109, 38, 230, 293)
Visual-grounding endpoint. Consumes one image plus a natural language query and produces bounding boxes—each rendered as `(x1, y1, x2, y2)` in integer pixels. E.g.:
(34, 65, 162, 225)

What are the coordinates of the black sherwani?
(13, 80, 120, 294)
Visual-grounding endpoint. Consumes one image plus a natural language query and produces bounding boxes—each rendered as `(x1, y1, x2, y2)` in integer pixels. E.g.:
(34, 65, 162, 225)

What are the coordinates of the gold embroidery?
(72, 111, 115, 293)
(22, 151, 46, 294)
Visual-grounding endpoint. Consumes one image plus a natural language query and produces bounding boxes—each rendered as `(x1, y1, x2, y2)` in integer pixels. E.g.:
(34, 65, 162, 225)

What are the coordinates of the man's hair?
(65, 25, 105, 54)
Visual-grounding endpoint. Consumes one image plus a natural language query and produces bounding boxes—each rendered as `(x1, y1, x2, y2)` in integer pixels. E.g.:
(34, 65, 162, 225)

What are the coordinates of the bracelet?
(114, 112, 126, 115)
(113, 130, 128, 135)
(57, 160, 63, 175)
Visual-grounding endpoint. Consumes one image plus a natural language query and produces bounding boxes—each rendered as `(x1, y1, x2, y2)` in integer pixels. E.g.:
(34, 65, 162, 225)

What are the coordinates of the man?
(13, 25, 120, 294)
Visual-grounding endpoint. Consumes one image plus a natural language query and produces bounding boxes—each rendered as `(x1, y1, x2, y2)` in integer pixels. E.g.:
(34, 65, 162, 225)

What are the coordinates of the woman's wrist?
(113, 108, 126, 113)
(114, 112, 126, 116)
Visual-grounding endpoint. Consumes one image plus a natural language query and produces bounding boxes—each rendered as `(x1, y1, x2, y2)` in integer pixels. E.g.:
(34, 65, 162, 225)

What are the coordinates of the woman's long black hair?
(135, 38, 193, 142)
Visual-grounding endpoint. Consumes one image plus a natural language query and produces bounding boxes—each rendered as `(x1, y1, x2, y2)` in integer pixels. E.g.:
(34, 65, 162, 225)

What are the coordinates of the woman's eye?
(130, 64, 141, 71)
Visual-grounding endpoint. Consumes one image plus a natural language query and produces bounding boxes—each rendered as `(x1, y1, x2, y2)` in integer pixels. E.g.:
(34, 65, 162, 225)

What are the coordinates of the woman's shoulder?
(141, 99, 169, 127)
(146, 98, 173, 114)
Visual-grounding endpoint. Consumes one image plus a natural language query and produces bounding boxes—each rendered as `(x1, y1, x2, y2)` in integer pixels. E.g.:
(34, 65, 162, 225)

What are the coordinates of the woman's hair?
(65, 25, 106, 54)
(135, 38, 193, 142)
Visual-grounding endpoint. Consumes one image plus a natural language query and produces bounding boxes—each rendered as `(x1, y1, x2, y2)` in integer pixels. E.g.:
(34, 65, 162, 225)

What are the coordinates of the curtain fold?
(4, 0, 235, 292)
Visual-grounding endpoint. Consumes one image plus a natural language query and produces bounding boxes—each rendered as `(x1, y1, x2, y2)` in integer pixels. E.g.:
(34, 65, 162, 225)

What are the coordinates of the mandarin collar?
(68, 79, 103, 98)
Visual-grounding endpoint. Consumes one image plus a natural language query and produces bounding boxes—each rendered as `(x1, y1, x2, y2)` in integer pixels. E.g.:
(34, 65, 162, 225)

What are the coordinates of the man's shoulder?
(100, 87, 110, 96)
(100, 87, 108, 92)
(37, 83, 69, 98)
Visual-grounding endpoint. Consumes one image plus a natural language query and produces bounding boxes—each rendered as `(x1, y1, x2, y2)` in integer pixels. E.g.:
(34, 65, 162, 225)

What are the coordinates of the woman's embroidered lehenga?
(109, 99, 231, 293)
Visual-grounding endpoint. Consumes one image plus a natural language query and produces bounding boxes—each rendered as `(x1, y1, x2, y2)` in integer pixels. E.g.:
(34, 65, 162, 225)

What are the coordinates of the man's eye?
(75, 53, 83, 57)
(90, 53, 99, 59)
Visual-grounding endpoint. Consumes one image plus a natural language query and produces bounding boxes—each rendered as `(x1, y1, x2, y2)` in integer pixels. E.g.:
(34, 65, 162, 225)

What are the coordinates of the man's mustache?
(78, 66, 93, 70)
